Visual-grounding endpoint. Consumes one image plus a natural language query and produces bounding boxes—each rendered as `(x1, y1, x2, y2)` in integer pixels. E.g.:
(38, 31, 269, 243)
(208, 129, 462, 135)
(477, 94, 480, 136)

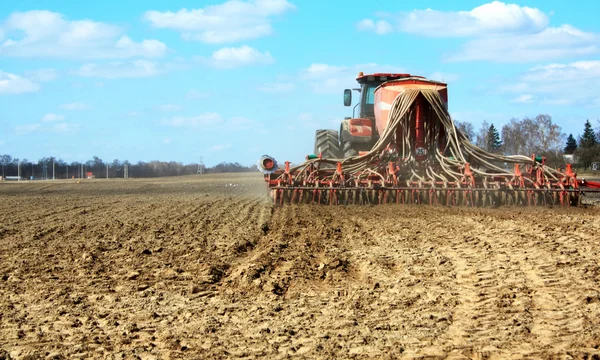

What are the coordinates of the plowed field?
(1, 173, 600, 359)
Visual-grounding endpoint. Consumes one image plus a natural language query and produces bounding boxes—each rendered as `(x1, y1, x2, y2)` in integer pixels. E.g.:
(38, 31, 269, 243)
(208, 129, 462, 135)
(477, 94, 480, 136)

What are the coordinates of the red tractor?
(315, 72, 447, 160)
(258, 72, 600, 206)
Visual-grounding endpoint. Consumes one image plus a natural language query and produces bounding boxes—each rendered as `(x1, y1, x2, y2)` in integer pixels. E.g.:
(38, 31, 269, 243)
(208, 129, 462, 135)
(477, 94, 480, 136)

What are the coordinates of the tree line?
(455, 115, 600, 170)
(0, 155, 258, 180)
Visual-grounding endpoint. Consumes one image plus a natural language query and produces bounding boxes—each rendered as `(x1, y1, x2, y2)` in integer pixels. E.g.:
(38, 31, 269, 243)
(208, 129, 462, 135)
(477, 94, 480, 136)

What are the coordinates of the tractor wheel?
(341, 140, 373, 159)
(314, 129, 341, 160)
(342, 141, 359, 159)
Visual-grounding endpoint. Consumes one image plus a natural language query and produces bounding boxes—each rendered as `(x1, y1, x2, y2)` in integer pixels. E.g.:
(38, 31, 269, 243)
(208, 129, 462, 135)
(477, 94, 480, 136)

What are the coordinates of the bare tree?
(501, 118, 527, 155)
(454, 120, 475, 142)
(475, 120, 490, 150)
(499, 114, 566, 167)
(534, 114, 565, 155)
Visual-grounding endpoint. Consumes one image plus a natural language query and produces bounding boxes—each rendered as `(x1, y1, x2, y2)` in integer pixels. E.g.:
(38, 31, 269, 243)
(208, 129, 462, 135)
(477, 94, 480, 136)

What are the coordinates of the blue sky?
(1, 0, 599, 167)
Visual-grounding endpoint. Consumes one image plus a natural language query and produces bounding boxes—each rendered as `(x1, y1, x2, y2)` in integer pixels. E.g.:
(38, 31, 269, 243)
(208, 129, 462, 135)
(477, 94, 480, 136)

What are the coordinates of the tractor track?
(1, 174, 600, 359)
(441, 234, 534, 352)
(525, 260, 585, 347)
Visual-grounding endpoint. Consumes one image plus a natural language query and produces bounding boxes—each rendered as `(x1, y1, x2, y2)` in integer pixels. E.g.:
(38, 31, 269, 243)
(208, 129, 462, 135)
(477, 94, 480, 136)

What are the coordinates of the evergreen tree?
(564, 134, 577, 154)
(575, 120, 600, 169)
(580, 119, 598, 148)
(486, 124, 502, 152)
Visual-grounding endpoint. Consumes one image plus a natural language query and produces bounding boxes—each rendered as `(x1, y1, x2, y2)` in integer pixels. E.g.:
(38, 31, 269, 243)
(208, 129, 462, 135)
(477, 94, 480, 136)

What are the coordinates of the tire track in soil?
(494, 213, 597, 352)
(438, 209, 600, 358)
(224, 203, 354, 297)
(201, 198, 259, 241)
(223, 203, 297, 290)
(224, 196, 273, 250)
(341, 206, 528, 356)
(524, 260, 585, 348)
(440, 234, 533, 351)
(159, 197, 222, 225)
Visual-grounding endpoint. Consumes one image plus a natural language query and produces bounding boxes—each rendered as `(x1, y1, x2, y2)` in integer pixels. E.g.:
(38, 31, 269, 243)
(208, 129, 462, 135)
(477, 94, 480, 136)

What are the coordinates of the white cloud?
(361, 2, 599, 63)
(0, 10, 167, 59)
(257, 82, 294, 92)
(158, 104, 182, 112)
(185, 90, 209, 99)
(356, 19, 392, 35)
(511, 94, 534, 103)
(523, 61, 600, 82)
(15, 124, 41, 134)
(72, 60, 165, 79)
(41, 113, 65, 122)
(393, 1, 548, 37)
(60, 102, 87, 110)
(208, 143, 231, 151)
(501, 60, 600, 106)
(163, 138, 171, 144)
(300, 62, 404, 94)
(143, 0, 295, 44)
(0, 70, 40, 94)
(445, 25, 599, 62)
(208, 45, 274, 68)
(24, 68, 58, 82)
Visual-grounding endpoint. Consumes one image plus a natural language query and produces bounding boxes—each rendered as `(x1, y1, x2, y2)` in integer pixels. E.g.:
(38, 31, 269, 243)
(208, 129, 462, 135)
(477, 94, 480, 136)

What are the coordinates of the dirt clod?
(0, 349, 12, 360)
(126, 271, 140, 280)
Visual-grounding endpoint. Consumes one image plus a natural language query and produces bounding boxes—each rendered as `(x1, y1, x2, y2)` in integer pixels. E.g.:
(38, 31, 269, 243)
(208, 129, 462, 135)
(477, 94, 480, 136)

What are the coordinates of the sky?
(1, 0, 599, 167)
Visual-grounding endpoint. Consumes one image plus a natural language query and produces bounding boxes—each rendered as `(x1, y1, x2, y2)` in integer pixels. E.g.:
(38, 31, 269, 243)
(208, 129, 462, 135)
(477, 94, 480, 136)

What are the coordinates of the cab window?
(365, 85, 376, 104)
(359, 84, 377, 117)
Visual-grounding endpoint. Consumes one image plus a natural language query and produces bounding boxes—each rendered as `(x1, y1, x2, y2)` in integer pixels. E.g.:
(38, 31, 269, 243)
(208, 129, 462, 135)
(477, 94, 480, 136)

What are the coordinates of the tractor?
(315, 72, 447, 160)
(257, 72, 600, 206)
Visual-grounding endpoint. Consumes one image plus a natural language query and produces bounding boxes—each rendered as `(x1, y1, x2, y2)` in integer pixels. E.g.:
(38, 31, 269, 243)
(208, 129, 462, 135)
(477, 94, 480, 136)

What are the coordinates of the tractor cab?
(337, 73, 424, 157)
(343, 73, 420, 119)
(313, 72, 439, 160)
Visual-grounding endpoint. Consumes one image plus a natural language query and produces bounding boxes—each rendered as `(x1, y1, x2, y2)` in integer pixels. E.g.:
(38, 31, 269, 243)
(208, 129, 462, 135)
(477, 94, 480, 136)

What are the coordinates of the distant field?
(575, 170, 600, 180)
(1, 173, 599, 358)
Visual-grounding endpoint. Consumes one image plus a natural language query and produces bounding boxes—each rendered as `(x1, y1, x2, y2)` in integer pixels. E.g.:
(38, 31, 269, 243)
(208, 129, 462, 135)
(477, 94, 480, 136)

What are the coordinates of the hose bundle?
(287, 89, 565, 185)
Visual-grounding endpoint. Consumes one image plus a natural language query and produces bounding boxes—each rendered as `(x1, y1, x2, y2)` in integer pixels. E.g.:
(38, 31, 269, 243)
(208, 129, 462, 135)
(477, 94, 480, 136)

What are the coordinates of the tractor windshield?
(365, 85, 376, 104)
(360, 84, 377, 117)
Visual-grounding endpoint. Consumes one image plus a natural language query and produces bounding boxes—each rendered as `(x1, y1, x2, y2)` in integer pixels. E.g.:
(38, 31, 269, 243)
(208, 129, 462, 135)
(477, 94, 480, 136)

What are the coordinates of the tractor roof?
(356, 72, 425, 81)
(356, 72, 447, 86)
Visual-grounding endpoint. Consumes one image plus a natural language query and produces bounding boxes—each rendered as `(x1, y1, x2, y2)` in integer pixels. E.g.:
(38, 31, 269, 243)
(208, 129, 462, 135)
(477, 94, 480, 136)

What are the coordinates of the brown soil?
(1, 173, 600, 359)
